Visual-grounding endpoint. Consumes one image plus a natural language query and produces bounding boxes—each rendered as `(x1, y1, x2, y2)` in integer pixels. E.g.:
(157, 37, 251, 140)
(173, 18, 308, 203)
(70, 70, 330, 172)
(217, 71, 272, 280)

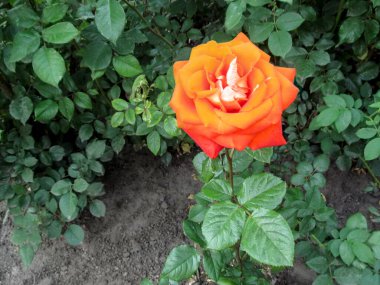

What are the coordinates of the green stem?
(123, 0, 174, 49)
(359, 155, 380, 188)
(226, 149, 235, 192)
(226, 149, 244, 276)
(235, 242, 243, 275)
(311, 234, 325, 249)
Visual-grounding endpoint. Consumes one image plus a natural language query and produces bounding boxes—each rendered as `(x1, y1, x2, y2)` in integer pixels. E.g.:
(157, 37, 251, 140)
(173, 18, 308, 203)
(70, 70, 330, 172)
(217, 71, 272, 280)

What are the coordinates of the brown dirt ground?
(0, 150, 377, 285)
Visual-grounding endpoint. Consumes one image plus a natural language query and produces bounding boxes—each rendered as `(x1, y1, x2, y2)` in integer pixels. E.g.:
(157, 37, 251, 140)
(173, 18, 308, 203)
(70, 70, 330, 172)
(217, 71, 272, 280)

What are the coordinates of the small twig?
(123, 0, 174, 49)
(311, 234, 325, 249)
(2, 209, 9, 226)
(235, 242, 243, 276)
(359, 155, 380, 188)
(95, 79, 111, 105)
(0, 75, 13, 100)
(333, 0, 345, 32)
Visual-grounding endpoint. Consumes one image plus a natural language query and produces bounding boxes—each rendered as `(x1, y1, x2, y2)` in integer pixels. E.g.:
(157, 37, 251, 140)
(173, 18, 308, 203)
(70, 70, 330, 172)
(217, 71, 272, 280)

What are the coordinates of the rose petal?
(194, 99, 237, 134)
(275, 66, 296, 82)
(173, 61, 188, 75)
(249, 122, 286, 150)
(215, 99, 273, 129)
(170, 85, 202, 126)
(184, 127, 223, 158)
(215, 54, 237, 79)
(276, 69, 299, 110)
(255, 59, 280, 97)
(189, 70, 210, 94)
(230, 42, 262, 75)
(190, 40, 232, 61)
(179, 55, 221, 98)
(239, 102, 282, 136)
(241, 68, 267, 112)
(224, 33, 270, 62)
(213, 133, 254, 151)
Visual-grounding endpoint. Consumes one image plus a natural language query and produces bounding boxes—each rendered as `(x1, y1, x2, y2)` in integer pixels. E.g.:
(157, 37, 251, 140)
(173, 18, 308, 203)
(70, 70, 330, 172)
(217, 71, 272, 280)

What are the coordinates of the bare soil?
(0, 150, 377, 285)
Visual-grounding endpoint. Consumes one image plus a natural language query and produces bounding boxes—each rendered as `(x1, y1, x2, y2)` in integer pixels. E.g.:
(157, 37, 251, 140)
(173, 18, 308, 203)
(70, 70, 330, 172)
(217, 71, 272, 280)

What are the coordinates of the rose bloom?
(170, 33, 298, 158)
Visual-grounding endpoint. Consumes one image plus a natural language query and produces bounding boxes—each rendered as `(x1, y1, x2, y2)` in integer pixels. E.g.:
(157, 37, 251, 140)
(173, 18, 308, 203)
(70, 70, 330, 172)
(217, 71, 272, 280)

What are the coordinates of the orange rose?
(170, 33, 298, 158)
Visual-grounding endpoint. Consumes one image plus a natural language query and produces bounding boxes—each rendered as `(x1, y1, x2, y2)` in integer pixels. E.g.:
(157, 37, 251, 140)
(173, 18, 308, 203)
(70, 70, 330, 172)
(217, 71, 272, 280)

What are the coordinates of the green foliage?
(0, 0, 193, 266)
(161, 245, 200, 281)
(157, 149, 295, 283)
(231, 0, 380, 188)
(296, 212, 380, 285)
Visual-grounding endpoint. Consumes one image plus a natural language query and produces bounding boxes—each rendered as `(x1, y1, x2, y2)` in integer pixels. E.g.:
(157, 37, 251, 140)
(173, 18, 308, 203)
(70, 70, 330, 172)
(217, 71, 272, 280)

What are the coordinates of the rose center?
(207, 57, 249, 112)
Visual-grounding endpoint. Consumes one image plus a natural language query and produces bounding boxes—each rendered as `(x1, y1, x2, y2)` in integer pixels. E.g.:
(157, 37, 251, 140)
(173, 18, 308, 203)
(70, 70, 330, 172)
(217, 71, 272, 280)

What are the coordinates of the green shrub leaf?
(73, 178, 89, 193)
(113, 55, 143, 78)
(201, 179, 232, 202)
(351, 241, 375, 264)
(241, 208, 294, 266)
(203, 250, 223, 281)
(364, 138, 380, 160)
(64, 224, 84, 246)
(9, 96, 33, 125)
(86, 140, 106, 160)
(42, 22, 79, 44)
(32, 47, 66, 87)
(248, 22, 274, 43)
(51, 180, 72, 196)
(334, 267, 362, 285)
(237, 173, 286, 210)
(339, 240, 355, 265)
(268, 30, 292, 57)
(59, 192, 78, 220)
(276, 12, 304, 31)
(58, 98, 74, 121)
(202, 201, 246, 250)
(346, 213, 367, 230)
(74, 92, 92, 110)
(20, 244, 35, 267)
(356, 128, 377, 139)
(339, 17, 364, 44)
(225, 0, 245, 32)
(8, 5, 39, 28)
(89, 199, 106, 217)
(10, 30, 40, 62)
(147, 131, 160, 155)
(245, 147, 273, 163)
(161, 245, 200, 281)
(82, 41, 112, 71)
(42, 3, 68, 23)
(163, 117, 178, 137)
(335, 109, 352, 133)
(313, 154, 330, 172)
(34, 99, 59, 122)
(306, 256, 328, 273)
(309, 107, 341, 130)
(95, 0, 126, 44)
(312, 274, 334, 285)
(112, 98, 129, 111)
(183, 220, 206, 247)
(111, 112, 125, 128)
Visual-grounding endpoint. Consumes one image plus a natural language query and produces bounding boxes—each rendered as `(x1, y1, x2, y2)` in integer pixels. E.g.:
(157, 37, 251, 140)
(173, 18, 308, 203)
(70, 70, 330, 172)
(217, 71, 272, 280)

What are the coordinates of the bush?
(0, 0, 380, 284)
